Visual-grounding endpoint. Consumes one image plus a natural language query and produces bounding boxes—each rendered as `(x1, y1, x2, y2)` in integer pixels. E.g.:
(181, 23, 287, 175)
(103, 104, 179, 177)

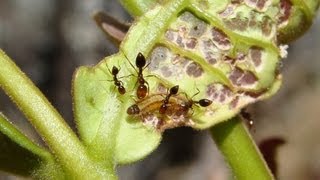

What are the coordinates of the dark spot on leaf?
(278, 0, 292, 25)
(165, 30, 175, 41)
(205, 52, 217, 64)
(230, 96, 239, 108)
(160, 66, 173, 77)
(211, 27, 231, 50)
(221, 86, 232, 97)
(229, 67, 244, 85)
(248, 12, 258, 27)
(224, 13, 248, 31)
(189, 20, 207, 37)
(261, 16, 273, 36)
(239, 71, 258, 85)
(246, 0, 270, 10)
(257, 0, 269, 9)
(250, 46, 263, 67)
(202, 40, 215, 49)
(229, 67, 257, 86)
(207, 84, 232, 103)
(176, 35, 185, 48)
(237, 53, 246, 61)
(219, 4, 236, 17)
(219, 94, 226, 102)
(186, 62, 203, 78)
(186, 38, 197, 49)
(206, 83, 217, 97)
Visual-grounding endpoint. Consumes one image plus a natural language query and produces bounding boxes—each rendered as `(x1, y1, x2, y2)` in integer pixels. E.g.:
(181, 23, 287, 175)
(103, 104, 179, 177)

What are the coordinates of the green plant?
(0, 0, 319, 179)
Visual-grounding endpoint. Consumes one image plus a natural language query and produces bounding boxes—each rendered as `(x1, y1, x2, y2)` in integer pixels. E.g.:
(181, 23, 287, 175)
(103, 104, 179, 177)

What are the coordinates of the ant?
(178, 89, 212, 115)
(240, 108, 254, 129)
(107, 65, 126, 95)
(159, 85, 179, 114)
(124, 52, 150, 99)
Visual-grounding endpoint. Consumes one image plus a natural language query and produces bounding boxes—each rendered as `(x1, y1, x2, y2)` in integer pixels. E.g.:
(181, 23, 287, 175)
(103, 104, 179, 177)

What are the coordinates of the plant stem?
(0, 50, 111, 179)
(210, 116, 274, 180)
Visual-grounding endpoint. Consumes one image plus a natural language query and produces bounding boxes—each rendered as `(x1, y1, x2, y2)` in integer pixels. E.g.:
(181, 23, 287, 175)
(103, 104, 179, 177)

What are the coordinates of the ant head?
(127, 104, 140, 115)
(170, 85, 179, 95)
(198, 99, 212, 107)
(112, 66, 119, 75)
(136, 52, 146, 68)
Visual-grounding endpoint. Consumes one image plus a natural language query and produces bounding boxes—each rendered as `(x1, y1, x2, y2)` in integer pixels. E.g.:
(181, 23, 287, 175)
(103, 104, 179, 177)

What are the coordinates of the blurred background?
(0, 0, 319, 179)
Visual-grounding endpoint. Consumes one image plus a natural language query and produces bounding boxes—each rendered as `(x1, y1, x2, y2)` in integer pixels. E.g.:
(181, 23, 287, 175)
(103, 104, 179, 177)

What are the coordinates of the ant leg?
(129, 94, 138, 102)
(145, 74, 161, 80)
(180, 91, 189, 100)
(145, 80, 150, 95)
(143, 61, 151, 70)
(121, 51, 138, 73)
(118, 73, 134, 79)
(191, 88, 200, 99)
(132, 80, 138, 91)
(105, 64, 112, 74)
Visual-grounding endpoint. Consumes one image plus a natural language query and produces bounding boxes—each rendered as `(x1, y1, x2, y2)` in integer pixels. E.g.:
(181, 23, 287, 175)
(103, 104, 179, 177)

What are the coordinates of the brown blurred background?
(0, 0, 319, 179)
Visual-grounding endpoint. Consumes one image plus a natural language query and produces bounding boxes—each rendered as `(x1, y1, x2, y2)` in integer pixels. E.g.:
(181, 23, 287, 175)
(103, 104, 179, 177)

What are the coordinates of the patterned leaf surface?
(73, 0, 318, 165)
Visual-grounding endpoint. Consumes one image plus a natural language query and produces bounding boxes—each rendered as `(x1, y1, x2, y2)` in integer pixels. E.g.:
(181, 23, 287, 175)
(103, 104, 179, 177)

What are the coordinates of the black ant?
(179, 89, 212, 114)
(159, 85, 179, 114)
(240, 108, 254, 129)
(107, 65, 126, 95)
(182, 98, 212, 110)
(123, 52, 150, 99)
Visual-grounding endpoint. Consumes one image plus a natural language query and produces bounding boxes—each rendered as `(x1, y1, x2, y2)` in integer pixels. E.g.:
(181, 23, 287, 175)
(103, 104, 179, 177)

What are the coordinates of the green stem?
(0, 50, 111, 179)
(210, 116, 274, 180)
(119, 0, 156, 17)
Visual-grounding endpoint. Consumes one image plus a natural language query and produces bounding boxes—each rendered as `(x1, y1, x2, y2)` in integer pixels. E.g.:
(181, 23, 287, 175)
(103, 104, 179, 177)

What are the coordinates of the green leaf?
(0, 113, 55, 176)
(73, 0, 319, 167)
(73, 0, 287, 165)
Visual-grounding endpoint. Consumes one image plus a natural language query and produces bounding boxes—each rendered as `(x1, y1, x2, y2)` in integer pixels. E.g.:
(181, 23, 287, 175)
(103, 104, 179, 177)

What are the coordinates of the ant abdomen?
(137, 84, 148, 99)
(118, 86, 126, 95)
(197, 99, 212, 107)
